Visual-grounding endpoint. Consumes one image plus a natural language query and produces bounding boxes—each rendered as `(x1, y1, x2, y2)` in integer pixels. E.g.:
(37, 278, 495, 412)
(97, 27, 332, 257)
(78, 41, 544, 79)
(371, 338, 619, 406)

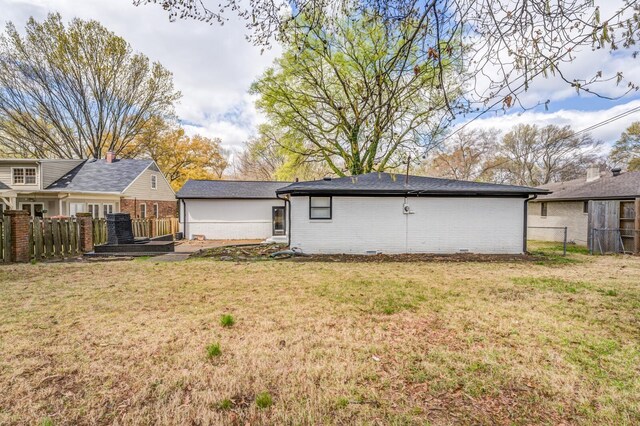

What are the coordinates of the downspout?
(523, 194, 537, 253)
(276, 193, 291, 247)
(181, 199, 188, 240)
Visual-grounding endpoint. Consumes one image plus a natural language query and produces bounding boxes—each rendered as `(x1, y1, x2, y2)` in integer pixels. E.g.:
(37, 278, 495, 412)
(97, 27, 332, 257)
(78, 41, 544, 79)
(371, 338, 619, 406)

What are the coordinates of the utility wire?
(436, 102, 640, 148)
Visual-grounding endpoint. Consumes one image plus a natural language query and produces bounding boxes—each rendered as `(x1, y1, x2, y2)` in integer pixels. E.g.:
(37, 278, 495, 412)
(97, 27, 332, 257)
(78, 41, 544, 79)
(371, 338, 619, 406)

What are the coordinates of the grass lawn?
(1, 251, 639, 425)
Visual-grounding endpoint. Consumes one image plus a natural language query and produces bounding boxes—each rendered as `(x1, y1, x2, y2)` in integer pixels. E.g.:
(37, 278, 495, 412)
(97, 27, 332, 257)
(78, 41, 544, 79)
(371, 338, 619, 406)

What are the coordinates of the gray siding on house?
(122, 167, 175, 201)
(41, 160, 84, 188)
(0, 161, 41, 191)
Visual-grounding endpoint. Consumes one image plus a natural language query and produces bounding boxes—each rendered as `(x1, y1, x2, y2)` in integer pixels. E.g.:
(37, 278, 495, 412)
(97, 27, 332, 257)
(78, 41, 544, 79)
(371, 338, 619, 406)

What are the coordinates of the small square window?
(151, 175, 157, 190)
(541, 202, 547, 217)
(310, 196, 332, 219)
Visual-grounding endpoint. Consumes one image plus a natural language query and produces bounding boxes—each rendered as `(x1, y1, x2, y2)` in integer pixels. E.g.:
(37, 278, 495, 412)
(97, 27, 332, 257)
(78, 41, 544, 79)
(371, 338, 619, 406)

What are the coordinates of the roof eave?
(176, 195, 281, 199)
(276, 188, 548, 197)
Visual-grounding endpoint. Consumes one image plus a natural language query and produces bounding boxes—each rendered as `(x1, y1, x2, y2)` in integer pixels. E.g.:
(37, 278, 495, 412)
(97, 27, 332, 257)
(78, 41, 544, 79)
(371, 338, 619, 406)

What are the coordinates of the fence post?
(635, 198, 640, 254)
(3, 210, 30, 263)
(149, 217, 156, 238)
(76, 213, 94, 252)
(563, 227, 567, 256)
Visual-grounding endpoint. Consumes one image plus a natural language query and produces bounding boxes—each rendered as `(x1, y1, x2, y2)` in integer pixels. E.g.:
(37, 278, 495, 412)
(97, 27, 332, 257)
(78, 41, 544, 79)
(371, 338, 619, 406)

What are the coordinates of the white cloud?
(0, 0, 280, 151)
(456, 99, 640, 148)
(2, 0, 639, 160)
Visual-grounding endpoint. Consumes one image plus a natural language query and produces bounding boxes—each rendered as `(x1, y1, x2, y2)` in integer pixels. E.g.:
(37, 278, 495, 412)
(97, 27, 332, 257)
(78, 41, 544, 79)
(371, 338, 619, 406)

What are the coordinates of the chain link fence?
(527, 226, 568, 256)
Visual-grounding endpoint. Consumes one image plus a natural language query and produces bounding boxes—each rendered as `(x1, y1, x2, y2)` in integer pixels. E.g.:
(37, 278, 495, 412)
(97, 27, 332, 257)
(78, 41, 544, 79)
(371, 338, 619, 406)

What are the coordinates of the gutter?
(276, 193, 291, 247)
(523, 194, 537, 253)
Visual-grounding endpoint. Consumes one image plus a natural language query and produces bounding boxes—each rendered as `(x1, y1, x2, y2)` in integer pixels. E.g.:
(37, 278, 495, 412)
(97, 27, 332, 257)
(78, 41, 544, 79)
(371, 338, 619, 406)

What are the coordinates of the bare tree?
(497, 124, 602, 186)
(425, 129, 502, 181)
(0, 14, 180, 159)
(235, 125, 327, 180)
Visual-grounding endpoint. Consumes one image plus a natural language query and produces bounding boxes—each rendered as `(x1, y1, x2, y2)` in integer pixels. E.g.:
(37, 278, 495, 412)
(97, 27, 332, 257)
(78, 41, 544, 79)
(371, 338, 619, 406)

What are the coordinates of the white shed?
(176, 180, 290, 240)
(276, 172, 547, 254)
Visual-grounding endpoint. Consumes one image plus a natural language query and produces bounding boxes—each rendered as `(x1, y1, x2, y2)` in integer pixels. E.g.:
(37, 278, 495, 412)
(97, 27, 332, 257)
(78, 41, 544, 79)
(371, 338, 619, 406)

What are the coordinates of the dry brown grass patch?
(0, 254, 639, 424)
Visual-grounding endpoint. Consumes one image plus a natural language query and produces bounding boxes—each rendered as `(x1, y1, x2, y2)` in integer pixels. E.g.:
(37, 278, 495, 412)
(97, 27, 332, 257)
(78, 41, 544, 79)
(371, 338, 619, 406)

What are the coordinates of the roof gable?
(277, 172, 546, 196)
(46, 159, 153, 193)
(177, 180, 291, 199)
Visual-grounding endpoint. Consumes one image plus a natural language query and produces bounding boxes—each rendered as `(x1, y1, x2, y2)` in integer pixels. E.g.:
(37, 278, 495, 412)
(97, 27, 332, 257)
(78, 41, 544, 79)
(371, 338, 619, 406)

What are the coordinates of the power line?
(437, 102, 640, 148)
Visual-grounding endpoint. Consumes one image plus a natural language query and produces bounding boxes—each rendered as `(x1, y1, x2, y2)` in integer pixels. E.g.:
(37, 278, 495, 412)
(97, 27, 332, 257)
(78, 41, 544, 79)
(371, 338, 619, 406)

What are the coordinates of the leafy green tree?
(610, 122, 640, 171)
(0, 14, 180, 159)
(251, 10, 457, 176)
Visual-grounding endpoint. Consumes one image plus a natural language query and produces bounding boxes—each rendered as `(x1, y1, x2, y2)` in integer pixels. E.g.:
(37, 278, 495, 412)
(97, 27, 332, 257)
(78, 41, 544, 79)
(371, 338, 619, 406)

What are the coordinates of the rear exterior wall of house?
(527, 201, 588, 245)
(179, 198, 286, 240)
(289, 196, 525, 254)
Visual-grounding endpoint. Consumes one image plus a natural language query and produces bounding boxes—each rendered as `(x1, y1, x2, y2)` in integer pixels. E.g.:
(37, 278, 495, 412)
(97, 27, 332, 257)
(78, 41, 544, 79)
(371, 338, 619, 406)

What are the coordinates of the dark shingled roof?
(0, 180, 9, 190)
(536, 171, 640, 201)
(176, 179, 292, 199)
(277, 172, 547, 196)
(46, 159, 153, 193)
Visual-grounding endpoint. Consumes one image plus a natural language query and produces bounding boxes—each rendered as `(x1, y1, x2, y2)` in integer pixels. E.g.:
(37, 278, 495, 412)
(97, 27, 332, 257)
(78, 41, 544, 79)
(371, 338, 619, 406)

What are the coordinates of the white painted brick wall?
(290, 196, 525, 254)
(181, 199, 285, 240)
(528, 201, 588, 245)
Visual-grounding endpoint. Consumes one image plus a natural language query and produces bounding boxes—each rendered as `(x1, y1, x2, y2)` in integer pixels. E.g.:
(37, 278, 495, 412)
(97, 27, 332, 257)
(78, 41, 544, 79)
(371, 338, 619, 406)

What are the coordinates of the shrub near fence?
(30, 217, 81, 260)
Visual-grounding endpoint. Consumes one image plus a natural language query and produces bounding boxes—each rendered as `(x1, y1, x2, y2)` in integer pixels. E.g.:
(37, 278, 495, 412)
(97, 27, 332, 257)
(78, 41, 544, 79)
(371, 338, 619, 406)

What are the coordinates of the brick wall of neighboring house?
(120, 198, 177, 218)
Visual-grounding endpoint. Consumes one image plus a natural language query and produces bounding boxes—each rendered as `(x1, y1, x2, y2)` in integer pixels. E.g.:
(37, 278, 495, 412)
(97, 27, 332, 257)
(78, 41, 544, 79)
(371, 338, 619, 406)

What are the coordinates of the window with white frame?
(87, 203, 100, 218)
(153, 203, 159, 218)
(12, 167, 37, 185)
(140, 203, 147, 218)
(309, 196, 332, 219)
(103, 203, 114, 217)
(151, 175, 157, 190)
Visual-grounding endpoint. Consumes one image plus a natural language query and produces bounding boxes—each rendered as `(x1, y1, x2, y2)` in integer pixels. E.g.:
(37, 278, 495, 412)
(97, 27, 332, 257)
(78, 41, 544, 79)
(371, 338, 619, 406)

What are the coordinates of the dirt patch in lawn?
(193, 243, 541, 263)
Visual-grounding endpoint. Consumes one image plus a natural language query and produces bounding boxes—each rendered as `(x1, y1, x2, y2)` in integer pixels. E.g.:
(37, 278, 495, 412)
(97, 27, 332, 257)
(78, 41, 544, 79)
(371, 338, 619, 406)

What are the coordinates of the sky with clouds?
(1, 0, 640, 155)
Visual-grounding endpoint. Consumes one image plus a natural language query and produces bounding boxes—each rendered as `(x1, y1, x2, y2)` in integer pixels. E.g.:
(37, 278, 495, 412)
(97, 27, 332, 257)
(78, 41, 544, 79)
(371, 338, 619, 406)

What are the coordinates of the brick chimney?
(586, 164, 600, 182)
(106, 150, 116, 163)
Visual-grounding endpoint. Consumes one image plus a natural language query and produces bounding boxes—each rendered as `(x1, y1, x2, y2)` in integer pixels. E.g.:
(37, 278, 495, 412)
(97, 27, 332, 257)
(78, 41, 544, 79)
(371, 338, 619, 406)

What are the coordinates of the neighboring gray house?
(528, 166, 640, 252)
(177, 180, 290, 240)
(0, 153, 176, 218)
(275, 172, 546, 254)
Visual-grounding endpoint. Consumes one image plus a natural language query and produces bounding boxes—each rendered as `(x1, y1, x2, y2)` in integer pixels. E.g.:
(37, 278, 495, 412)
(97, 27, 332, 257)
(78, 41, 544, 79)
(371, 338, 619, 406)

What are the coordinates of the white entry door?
(20, 202, 45, 218)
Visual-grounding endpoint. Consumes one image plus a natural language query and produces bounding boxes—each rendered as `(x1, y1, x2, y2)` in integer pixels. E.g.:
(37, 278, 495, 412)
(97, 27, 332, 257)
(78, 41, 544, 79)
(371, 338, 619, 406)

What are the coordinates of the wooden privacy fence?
(93, 218, 107, 246)
(131, 217, 179, 239)
(29, 217, 81, 260)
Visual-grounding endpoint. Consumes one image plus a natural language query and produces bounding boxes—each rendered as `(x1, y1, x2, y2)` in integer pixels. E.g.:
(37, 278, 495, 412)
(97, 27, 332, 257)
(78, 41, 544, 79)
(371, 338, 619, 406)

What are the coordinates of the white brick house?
(276, 172, 547, 254)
